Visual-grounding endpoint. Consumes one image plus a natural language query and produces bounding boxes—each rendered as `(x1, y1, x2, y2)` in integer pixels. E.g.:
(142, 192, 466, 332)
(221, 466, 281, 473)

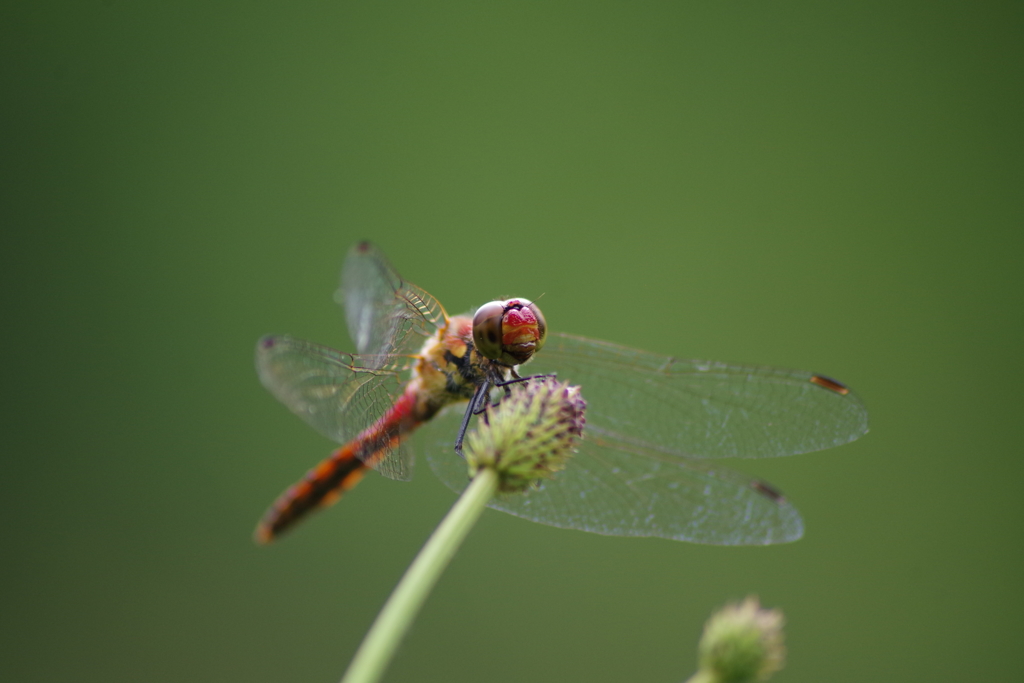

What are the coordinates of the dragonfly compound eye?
(526, 301, 546, 354)
(499, 299, 545, 365)
(472, 300, 506, 361)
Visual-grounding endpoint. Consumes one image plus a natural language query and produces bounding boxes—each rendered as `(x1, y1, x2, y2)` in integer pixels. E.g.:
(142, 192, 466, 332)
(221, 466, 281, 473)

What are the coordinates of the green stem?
(683, 671, 715, 683)
(340, 467, 499, 683)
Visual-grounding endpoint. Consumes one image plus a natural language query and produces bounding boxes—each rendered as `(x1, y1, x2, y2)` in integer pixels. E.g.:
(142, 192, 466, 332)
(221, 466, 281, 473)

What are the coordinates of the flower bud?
(464, 379, 586, 493)
(696, 597, 785, 683)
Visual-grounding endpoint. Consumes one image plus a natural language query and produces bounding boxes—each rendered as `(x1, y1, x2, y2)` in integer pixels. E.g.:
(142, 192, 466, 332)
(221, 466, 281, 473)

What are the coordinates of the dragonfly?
(254, 242, 867, 545)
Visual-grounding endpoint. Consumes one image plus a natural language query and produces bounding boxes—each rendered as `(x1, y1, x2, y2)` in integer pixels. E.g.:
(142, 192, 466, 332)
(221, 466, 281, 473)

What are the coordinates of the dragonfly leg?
(473, 393, 491, 415)
(492, 373, 559, 408)
(454, 374, 559, 458)
(494, 373, 556, 388)
(454, 381, 491, 459)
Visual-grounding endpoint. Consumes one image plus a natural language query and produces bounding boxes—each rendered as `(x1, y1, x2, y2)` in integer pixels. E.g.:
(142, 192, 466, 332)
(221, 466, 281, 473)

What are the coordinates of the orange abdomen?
(254, 390, 422, 544)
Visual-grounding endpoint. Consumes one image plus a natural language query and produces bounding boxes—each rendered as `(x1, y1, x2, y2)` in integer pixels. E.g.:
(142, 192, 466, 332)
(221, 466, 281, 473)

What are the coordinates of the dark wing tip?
(809, 373, 850, 395)
(750, 479, 787, 504)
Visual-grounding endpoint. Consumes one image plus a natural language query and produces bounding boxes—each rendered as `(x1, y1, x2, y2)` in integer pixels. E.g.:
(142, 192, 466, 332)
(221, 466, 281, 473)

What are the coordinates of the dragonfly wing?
(338, 242, 447, 363)
(526, 332, 868, 459)
(422, 410, 803, 545)
(255, 335, 415, 480)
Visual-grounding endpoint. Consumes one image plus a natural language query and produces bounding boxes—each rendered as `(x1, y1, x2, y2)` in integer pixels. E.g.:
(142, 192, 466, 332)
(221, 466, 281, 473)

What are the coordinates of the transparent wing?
(421, 409, 803, 545)
(337, 242, 447, 363)
(255, 335, 415, 480)
(525, 333, 868, 459)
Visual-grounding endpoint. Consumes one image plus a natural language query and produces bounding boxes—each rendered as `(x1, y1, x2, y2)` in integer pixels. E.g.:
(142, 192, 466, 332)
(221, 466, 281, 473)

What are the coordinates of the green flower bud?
(464, 379, 586, 493)
(696, 597, 785, 683)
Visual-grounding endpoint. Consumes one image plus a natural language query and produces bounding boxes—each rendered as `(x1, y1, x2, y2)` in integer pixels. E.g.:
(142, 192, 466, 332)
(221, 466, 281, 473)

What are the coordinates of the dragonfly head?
(472, 298, 547, 366)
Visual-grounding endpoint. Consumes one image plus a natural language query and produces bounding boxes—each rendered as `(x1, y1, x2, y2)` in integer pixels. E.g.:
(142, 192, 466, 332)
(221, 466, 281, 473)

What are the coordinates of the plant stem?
(340, 467, 499, 683)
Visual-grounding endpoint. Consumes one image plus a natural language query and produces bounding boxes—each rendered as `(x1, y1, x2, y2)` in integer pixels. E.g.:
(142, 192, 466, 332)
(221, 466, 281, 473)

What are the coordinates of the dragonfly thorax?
(417, 317, 504, 391)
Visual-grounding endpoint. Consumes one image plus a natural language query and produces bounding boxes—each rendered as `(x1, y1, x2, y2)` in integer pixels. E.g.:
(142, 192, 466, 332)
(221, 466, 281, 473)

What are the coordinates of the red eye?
(526, 301, 547, 353)
(497, 299, 546, 365)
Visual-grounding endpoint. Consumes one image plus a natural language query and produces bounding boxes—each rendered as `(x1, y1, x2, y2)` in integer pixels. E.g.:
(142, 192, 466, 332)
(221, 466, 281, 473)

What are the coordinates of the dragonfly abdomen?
(254, 390, 423, 544)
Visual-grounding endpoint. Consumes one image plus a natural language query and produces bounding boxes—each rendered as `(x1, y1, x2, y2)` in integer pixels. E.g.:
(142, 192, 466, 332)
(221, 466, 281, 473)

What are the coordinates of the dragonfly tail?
(254, 443, 369, 544)
(254, 390, 426, 544)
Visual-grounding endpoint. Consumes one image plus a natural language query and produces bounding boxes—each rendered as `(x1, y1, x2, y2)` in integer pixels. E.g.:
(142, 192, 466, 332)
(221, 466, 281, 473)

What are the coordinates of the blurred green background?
(3, 2, 1022, 681)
